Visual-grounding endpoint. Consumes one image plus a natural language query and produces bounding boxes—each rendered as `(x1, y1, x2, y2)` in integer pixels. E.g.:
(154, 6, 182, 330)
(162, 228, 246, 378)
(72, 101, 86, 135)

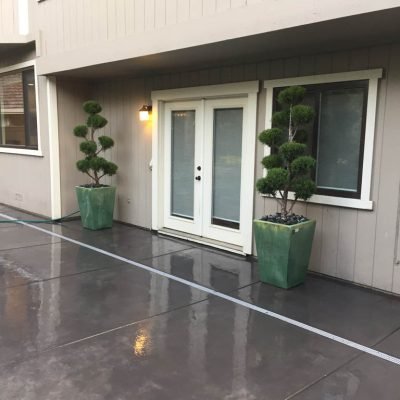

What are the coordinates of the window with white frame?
(0, 68, 38, 150)
(264, 69, 382, 209)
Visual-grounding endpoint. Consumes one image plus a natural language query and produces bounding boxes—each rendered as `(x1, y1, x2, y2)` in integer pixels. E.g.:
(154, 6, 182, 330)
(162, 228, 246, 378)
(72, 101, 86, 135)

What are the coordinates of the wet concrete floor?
(1, 204, 400, 399)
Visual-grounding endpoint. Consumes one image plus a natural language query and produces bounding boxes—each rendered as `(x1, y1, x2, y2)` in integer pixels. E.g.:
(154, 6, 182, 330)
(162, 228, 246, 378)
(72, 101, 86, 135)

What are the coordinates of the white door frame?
(151, 81, 259, 254)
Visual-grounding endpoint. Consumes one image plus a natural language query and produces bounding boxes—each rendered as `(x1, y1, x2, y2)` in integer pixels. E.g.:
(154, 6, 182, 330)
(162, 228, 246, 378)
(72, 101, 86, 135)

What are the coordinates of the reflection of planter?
(76, 186, 116, 230)
(254, 219, 316, 289)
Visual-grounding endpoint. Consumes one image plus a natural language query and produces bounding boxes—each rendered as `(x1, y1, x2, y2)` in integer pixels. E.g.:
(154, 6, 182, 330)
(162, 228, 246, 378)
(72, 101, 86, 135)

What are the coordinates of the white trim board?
(0, 60, 43, 157)
(263, 69, 382, 211)
(0, 60, 36, 75)
(264, 69, 383, 88)
(151, 81, 259, 254)
(46, 77, 61, 219)
(152, 81, 259, 102)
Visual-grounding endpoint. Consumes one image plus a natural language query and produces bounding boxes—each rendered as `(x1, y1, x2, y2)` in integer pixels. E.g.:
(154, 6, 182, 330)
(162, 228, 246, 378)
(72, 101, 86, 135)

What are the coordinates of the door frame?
(151, 81, 259, 254)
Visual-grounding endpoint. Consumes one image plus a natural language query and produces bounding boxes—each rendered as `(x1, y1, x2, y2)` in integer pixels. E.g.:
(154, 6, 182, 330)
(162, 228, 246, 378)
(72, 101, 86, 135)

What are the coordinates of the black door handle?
(195, 176, 201, 181)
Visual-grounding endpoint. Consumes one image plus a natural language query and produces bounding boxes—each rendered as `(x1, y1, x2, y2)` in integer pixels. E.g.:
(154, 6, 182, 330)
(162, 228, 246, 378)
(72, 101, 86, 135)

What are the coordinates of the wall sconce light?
(139, 105, 152, 121)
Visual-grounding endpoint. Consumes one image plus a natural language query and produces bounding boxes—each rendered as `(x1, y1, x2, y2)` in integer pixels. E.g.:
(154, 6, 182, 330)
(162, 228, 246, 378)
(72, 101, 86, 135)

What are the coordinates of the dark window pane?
(272, 82, 367, 198)
(316, 87, 365, 193)
(0, 68, 38, 149)
(272, 89, 316, 155)
(23, 69, 38, 148)
(0, 72, 26, 146)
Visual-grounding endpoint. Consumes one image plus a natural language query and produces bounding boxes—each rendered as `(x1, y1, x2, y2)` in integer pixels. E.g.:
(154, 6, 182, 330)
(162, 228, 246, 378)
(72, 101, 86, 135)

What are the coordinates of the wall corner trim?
(47, 76, 62, 219)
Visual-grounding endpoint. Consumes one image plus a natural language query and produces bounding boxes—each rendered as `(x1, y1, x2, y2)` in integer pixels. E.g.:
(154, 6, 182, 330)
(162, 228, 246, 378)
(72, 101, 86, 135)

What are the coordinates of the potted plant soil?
(73, 101, 118, 230)
(254, 86, 316, 289)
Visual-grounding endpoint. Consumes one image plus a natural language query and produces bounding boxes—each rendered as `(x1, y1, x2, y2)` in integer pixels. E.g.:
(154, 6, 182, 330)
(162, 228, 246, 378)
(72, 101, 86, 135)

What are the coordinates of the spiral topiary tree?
(73, 101, 118, 187)
(256, 86, 316, 221)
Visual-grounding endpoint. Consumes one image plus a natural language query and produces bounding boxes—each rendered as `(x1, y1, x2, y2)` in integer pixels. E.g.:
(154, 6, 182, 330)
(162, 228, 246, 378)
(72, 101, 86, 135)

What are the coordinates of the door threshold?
(158, 228, 246, 255)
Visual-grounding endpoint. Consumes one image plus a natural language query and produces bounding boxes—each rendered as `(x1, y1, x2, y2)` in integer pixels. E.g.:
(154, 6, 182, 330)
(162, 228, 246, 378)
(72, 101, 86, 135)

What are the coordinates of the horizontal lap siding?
(57, 43, 400, 293)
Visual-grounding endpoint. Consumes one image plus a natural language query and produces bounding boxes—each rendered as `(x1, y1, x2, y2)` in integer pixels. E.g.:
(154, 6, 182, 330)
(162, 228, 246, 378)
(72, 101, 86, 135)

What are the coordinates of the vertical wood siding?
(35, 0, 254, 56)
(0, 0, 20, 40)
(57, 79, 91, 215)
(58, 44, 400, 294)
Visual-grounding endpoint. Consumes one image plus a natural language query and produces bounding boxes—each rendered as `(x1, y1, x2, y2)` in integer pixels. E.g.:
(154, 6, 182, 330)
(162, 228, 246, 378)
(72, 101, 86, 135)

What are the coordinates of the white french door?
(163, 97, 249, 247)
(163, 101, 204, 236)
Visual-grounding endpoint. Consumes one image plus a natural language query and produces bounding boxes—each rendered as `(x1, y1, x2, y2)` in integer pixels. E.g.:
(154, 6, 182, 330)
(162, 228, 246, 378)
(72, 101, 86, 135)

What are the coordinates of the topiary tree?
(73, 101, 118, 187)
(256, 86, 316, 221)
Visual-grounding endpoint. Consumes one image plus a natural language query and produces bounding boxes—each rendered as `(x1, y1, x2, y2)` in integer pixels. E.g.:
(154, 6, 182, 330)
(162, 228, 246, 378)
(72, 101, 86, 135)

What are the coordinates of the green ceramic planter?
(76, 186, 116, 230)
(254, 219, 316, 289)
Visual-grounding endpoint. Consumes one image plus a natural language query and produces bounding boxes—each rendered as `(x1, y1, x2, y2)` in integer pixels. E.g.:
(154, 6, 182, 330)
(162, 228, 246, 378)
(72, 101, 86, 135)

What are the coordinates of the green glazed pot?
(254, 219, 316, 289)
(75, 186, 116, 230)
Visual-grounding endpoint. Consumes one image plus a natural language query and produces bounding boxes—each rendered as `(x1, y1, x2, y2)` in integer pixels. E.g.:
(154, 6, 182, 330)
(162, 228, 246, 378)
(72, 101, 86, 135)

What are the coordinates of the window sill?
(261, 192, 373, 211)
(0, 147, 43, 157)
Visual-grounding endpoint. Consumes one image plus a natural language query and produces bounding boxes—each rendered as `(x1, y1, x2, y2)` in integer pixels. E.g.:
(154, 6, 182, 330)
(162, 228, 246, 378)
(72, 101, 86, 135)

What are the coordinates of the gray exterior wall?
(0, 43, 35, 68)
(57, 43, 400, 294)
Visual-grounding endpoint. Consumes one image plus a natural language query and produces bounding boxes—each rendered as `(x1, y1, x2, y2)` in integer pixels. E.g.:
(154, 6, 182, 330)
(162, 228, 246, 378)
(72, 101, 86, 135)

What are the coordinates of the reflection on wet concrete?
(1, 207, 400, 399)
(0, 295, 359, 400)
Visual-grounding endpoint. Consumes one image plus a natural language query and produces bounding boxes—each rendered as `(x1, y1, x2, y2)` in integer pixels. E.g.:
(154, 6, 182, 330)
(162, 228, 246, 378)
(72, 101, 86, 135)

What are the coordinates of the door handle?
(195, 176, 201, 181)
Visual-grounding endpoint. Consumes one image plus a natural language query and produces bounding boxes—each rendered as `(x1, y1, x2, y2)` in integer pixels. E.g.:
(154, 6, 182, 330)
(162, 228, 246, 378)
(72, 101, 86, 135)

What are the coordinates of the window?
(265, 69, 382, 210)
(273, 80, 368, 199)
(0, 68, 38, 150)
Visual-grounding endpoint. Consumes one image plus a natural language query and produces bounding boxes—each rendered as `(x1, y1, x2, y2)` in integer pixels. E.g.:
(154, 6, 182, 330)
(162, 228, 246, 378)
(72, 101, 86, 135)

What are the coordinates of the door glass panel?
(171, 110, 195, 219)
(317, 88, 365, 192)
(212, 108, 243, 229)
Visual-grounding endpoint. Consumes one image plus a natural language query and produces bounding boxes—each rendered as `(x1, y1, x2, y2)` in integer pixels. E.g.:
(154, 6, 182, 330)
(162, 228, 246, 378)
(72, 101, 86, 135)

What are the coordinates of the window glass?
(171, 110, 195, 219)
(23, 69, 38, 148)
(0, 68, 38, 149)
(273, 81, 367, 198)
(212, 108, 243, 229)
(317, 87, 365, 193)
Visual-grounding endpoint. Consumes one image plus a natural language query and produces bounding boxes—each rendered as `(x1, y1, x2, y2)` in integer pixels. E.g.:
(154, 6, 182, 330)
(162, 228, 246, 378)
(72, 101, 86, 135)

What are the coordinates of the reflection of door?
(163, 98, 248, 247)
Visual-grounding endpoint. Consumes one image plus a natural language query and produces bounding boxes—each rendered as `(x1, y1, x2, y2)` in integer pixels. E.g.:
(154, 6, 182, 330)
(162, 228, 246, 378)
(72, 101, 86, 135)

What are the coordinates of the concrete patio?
(0, 204, 400, 399)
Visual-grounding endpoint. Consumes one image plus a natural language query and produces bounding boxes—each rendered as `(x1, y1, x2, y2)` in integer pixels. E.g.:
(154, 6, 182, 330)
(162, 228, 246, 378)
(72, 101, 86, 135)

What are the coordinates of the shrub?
(73, 101, 118, 187)
(256, 86, 316, 219)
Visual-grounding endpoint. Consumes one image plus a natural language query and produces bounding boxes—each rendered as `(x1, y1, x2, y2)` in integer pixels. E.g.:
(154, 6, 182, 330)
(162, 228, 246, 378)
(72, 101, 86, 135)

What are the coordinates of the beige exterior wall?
(2, 1, 398, 292)
(57, 79, 90, 215)
(33, 0, 400, 74)
(57, 43, 400, 293)
(0, 0, 23, 42)
(0, 0, 37, 43)
(0, 71, 52, 217)
(1, 1, 399, 294)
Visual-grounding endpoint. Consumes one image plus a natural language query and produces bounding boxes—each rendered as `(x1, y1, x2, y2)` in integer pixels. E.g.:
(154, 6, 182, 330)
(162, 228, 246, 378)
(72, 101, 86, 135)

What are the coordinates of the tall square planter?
(76, 186, 116, 230)
(254, 219, 316, 289)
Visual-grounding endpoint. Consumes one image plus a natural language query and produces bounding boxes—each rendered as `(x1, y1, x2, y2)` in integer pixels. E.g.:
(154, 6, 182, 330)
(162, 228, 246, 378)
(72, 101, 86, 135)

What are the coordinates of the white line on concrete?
(1, 212, 400, 366)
